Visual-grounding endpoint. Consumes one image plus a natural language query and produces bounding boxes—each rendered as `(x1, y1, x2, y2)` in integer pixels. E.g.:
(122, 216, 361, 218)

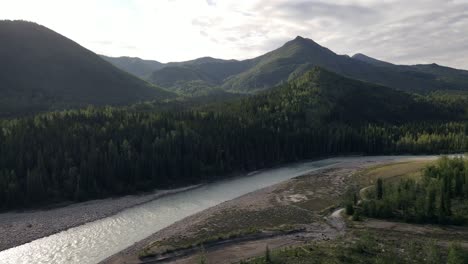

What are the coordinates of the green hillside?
(0, 20, 173, 116)
(226, 67, 461, 124)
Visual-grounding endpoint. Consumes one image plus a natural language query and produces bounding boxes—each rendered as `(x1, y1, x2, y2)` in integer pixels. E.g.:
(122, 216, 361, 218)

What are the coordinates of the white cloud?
(0, 0, 467, 69)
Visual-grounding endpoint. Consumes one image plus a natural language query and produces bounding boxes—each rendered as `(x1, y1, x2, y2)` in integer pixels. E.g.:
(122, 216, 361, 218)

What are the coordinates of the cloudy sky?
(1, 0, 467, 69)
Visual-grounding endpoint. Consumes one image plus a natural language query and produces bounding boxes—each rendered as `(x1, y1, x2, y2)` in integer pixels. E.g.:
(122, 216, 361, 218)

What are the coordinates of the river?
(0, 156, 435, 264)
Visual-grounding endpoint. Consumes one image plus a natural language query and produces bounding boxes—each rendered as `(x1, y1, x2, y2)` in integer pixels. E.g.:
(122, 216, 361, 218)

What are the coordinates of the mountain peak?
(289, 36, 318, 45)
(294, 36, 305, 40)
(280, 36, 330, 55)
(352, 53, 367, 59)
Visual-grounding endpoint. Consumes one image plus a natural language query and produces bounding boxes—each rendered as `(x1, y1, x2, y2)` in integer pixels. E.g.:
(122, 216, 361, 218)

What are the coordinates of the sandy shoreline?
(0, 185, 199, 251)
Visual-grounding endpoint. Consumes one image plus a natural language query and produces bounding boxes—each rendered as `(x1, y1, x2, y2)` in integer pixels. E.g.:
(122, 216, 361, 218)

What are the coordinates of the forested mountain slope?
(228, 67, 460, 124)
(0, 68, 466, 210)
(0, 20, 173, 116)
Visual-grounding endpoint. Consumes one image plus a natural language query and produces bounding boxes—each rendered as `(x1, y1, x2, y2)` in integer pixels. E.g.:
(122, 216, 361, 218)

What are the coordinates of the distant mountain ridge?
(0, 20, 173, 116)
(100, 55, 164, 79)
(104, 36, 468, 95)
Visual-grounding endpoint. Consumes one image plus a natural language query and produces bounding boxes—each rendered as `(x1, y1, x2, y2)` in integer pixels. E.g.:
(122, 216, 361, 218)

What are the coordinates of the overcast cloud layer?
(1, 0, 467, 69)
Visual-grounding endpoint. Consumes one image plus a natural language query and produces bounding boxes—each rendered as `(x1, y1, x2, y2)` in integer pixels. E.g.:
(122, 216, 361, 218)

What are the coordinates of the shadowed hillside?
(0, 20, 173, 116)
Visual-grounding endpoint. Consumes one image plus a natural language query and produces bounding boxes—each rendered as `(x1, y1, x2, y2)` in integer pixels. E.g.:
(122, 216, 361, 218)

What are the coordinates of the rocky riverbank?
(0, 186, 198, 251)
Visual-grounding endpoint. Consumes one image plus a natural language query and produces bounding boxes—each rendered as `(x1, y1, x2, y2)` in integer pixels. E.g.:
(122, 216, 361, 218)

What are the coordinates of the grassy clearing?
(352, 160, 433, 187)
(350, 160, 433, 201)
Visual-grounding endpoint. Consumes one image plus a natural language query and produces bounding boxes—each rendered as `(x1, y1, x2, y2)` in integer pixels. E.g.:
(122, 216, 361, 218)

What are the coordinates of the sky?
(1, 0, 467, 69)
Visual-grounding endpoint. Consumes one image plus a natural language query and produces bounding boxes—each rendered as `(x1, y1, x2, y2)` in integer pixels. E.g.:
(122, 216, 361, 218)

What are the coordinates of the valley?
(0, 14, 468, 264)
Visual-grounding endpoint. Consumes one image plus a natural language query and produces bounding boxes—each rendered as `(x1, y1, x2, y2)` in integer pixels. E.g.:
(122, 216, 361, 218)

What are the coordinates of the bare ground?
(356, 218, 468, 249)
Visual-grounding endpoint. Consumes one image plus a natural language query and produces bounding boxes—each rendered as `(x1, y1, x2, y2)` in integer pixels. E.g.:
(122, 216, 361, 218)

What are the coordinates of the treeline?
(1, 69, 467, 210)
(0, 106, 467, 210)
(357, 157, 468, 225)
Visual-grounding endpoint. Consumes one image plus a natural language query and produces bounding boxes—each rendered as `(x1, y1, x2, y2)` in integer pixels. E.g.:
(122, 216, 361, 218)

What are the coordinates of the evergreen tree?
(425, 186, 436, 219)
(265, 245, 272, 263)
(376, 178, 383, 200)
(346, 203, 354, 216)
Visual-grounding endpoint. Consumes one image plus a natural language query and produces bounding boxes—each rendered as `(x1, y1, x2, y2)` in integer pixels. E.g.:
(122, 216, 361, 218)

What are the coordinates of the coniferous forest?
(0, 68, 467, 210)
(358, 156, 468, 225)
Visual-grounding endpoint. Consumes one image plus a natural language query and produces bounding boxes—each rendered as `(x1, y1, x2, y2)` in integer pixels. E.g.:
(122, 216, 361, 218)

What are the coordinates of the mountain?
(103, 55, 252, 95)
(400, 63, 468, 88)
(148, 57, 251, 94)
(0, 20, 173, 116)
(352, 53, 468, 91)
(101, 55, 164, 79)
(117, 36, 468, 95)
(222, 36, 468, 93)
(232, 67, 456, 124)
(222, 36, 348, 92)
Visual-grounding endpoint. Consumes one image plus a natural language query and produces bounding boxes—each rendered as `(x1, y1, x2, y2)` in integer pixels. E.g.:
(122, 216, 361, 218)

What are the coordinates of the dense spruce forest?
(0, 68, 467, 210)
(354, 157, 468, 225)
